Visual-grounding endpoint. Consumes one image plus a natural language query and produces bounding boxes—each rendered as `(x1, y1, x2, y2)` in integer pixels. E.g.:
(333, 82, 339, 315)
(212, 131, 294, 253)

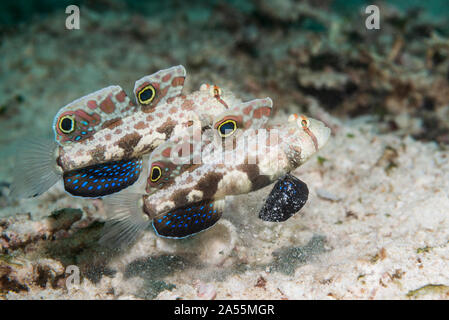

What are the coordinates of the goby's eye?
(138, 85, 156, 105)
(209, 85, 222, 97)
(150, 165, 162, 182)
(58, 115, 76, 134)
(217, 119, 237, 138)
(300, 116, 310, 129)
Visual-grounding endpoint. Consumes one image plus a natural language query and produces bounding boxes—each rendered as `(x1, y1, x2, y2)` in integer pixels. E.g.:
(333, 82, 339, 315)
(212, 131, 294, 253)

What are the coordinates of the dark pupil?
(61, 118, 73, 131)
(151, 167, 161, 180)
(140, 88, 154, 101)
(220, 122, 235, 135)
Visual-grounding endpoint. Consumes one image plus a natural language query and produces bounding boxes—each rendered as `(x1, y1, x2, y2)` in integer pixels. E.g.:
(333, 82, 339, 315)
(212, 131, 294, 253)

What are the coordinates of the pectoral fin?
(10, 138, 61, 198)
(99, 192, 149, 248)
(258, 174, 308, 222)
(152, 199, 225, 239)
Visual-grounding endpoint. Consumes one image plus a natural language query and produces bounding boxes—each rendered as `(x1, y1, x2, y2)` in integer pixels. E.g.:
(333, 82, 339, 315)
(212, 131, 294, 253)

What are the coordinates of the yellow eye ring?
(58, 115, 76, 134)
(138, 85, 156, 105)
(217, 119, 237, 138)
(150, 165, 162, 182)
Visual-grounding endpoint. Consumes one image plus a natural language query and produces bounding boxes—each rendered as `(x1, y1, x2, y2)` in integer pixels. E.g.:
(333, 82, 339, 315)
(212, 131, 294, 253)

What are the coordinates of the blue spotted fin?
(100, 193, 225, 246)
(134, 65, 186, 112)
(63, 158, 143, 198)
(258, 174, 309, 222)
(100, 193, 149, 248)
(53, 85, 138, 146)
(10, 138, 61, 199)
(152, 199, 225, 239)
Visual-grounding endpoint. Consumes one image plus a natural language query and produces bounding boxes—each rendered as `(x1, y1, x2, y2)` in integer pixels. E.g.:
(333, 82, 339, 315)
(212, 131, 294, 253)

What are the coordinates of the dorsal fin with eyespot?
(134, 65, 186, 112)
(53, 85, 137, 146)
(212, 97, 273, 135)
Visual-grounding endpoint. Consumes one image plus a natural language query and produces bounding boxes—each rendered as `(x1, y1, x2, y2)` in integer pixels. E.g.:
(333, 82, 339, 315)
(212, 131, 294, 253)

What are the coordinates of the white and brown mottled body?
(101, 113, 330, 244)
(12, 66, 272, 198)
(56, 76, 240, 171)
(142, 116, 331, 216)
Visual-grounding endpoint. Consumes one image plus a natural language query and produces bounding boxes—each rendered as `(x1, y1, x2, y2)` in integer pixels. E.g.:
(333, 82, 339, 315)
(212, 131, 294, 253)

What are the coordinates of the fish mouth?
(319, 124, 331, 149)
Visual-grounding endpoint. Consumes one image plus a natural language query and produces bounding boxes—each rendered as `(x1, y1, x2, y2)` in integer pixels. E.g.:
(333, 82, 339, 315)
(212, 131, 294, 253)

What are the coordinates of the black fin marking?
(63, 158, 143, 197)
(259, 174, 309, 222)
(152, 199, 225, 239)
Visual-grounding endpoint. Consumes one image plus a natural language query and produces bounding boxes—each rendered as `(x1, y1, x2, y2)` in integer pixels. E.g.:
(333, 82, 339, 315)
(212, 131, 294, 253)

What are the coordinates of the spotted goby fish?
(10, 66, 272, 199)
(100, 111, 330, 246)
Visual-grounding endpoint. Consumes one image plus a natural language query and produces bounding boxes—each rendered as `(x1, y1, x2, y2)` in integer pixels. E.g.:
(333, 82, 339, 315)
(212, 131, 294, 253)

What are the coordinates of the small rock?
(195, 281, 216, 300)
(316, 188, 342, 202)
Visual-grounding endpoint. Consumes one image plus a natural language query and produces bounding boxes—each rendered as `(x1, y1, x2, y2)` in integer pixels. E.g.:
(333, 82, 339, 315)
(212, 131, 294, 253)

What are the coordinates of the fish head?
(282, 114, 331, 167)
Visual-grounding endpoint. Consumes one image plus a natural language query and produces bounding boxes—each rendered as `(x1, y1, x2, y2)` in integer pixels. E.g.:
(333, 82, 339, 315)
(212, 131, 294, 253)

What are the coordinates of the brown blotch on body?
(101, 117, 123, 130)
(134, 121, 147, 130)
(116, 132, 142, 157)
(156, 119, 176, 137)
(176, 142, 194, 158)
(186, 164, 200, 173)
(90, 145, 107, 163)
(243, 105, 253, 115)
(100, 96, 116, 114)
(115, 90, 127, 103)
(162, 73, 172, 82)
(253, 107, 271, 119)
(181, 99, 195, 111)
(172, 76, 185, 87)
(237, 164, 271, 191)
(87, 100, 97, 109)
(171, 189, 192, 208)
(196, 172, 224, 200)
(161, 147, 172, 158)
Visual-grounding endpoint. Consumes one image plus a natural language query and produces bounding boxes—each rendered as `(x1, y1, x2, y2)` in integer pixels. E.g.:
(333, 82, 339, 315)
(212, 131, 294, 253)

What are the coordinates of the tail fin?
(99, 193, 150, 248)
(10, 138, 61, 198)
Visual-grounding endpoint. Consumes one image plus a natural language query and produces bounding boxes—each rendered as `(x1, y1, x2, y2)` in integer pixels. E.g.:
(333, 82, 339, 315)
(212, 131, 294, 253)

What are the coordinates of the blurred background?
(1, 1, 448, 169)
